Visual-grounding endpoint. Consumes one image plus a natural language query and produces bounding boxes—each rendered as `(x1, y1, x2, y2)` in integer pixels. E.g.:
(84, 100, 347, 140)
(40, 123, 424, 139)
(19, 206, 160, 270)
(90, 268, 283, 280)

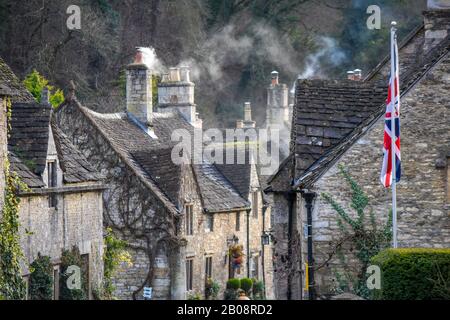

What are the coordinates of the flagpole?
(390, 21, 398, 248)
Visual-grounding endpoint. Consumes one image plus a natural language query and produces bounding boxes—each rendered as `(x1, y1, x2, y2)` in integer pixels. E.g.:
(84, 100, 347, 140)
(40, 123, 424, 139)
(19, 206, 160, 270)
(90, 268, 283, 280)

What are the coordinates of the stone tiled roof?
(195, 163, 250, 213)
(8, 102, 52, 175)
(293, 80, 386, 180)
(51, 120, 103, 184)
(0, 56, 34, 102)
(290, 31, 450, 189)
(266, 24, 450, 192)
(8, 101, 102, 187)
(9, 151, 45, 188)
(73, 104, 251, 213)
(214, 145, 254, 200)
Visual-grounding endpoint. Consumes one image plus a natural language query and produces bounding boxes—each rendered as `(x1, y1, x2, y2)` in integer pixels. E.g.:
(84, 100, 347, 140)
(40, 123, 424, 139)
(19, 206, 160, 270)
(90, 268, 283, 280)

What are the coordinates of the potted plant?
(230, 245, 244, 270)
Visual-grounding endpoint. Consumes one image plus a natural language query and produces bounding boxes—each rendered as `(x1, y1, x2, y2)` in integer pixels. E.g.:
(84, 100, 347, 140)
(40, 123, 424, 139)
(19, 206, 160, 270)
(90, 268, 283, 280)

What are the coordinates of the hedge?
(371, 248, 450, 300)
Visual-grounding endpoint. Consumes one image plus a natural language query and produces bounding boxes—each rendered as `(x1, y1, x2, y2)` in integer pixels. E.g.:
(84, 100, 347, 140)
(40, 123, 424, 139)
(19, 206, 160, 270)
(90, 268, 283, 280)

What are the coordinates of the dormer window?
(47, 161, 58, 207)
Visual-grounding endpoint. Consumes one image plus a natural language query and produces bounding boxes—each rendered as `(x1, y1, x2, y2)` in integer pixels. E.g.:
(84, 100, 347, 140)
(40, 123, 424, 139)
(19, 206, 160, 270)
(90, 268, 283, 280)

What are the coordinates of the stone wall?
(182, 163, 274, 299)
(56, 104, 179, 300)
(302, 52, 450, 296)
(0, 96, 7, 210)
(19, 189, 104, 298)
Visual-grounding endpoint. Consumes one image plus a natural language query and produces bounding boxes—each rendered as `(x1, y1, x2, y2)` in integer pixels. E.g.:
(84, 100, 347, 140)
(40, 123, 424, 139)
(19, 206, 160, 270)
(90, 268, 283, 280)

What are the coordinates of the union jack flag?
(380, 32, 401, 188)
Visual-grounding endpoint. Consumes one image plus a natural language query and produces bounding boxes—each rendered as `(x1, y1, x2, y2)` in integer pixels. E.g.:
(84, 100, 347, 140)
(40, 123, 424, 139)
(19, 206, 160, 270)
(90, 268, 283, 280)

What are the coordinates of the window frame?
(235, 212, 240, 231)
(186, 258, 194, 291)
(205, 256, 213, 280)
(252, 191, 259, 218)
(205, 214, 214, 233)
(47, 160, 58, 208)
(185, 204, 194, 236)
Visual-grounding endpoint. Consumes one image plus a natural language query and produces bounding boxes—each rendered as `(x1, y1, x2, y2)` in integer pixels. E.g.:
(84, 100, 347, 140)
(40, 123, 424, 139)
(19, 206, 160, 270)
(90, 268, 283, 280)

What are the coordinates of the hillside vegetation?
(0, 0, 425, 127)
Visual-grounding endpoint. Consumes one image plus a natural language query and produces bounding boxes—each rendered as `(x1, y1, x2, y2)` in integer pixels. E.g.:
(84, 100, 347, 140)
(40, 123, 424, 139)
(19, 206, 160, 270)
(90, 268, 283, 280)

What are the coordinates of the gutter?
(246, 208, 251, 278)
(19, 183, 106, 196)
(301, 190, 316, 300)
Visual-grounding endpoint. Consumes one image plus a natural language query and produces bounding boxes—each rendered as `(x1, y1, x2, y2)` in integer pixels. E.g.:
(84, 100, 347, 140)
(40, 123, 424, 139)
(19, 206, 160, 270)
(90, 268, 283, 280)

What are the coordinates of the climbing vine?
(29, 254, 54, 300)
(101, 227, 132, 299)
(59, 246, 87, 300)
(0, 98, 27, 299)
(321, 165, 392, 299)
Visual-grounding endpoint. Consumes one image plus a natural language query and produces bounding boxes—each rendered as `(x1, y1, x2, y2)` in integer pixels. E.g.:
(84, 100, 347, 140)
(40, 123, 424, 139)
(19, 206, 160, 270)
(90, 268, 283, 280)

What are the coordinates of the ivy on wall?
(29, 253, 53, 300)
(0, 98, 27, 299)
(59, 246, 87, 300)
(321, 165, 392, 299)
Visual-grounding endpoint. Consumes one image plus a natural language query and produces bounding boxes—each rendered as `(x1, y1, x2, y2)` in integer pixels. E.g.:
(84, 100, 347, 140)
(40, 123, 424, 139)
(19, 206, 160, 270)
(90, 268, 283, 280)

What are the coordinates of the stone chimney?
(347, 69, 362, 81)
(271, 71, 279, 86)
(158, 66, 201, 128)
(236, 102, 256, 129)
(266, 71, 289, 130)
(126, 49, 153, 129)
(41, 87, 51, 107)
(424, 1, 450, 51)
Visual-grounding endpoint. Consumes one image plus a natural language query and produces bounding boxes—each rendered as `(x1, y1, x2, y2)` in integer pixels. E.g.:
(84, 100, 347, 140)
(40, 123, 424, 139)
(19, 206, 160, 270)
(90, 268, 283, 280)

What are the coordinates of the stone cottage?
(266, 5, 450, 299)
(55, 52, 274, 300)
(0, 57, 105, 299)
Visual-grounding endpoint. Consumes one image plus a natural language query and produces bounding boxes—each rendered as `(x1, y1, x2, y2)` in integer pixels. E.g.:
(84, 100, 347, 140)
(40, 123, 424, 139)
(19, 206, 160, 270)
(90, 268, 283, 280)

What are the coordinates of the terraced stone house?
(56, 53, 274, 300)
(0, 57, 105, 299)
(266, 5, 450, 299)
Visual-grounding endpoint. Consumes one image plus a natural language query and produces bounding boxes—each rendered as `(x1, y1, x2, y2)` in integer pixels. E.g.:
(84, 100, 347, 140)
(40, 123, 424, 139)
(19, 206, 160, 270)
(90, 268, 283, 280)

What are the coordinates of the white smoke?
(297, 37, 346, 79)
(137, 47, 166, 74)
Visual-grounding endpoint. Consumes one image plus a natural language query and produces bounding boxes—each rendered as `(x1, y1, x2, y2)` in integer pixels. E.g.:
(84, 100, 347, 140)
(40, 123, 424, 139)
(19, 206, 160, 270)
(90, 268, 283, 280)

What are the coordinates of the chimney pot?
(244, 102, 252, 122)
(41, 87, 50, 106)
(180, 66, 191, 82)
(353, 69, 362, 81)
(134, 50, 144, 65)
(271, 71, 279, 86)
(347, 71, 355, 80)
(169, 67, 181, 82)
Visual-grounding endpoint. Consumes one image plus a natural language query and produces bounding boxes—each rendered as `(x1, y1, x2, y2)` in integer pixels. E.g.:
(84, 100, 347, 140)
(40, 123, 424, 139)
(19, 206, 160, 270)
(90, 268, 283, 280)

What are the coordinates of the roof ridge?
(68, 99, 180, 215)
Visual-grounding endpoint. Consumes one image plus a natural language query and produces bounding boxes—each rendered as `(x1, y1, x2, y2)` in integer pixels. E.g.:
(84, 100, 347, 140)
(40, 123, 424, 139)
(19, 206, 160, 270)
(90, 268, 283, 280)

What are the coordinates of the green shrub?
(252, 280, 265, 299)
(205, 278, 220, 300)
(240, 278, 253, 295)
(59, 246, 87, 300)
(371, 248, 450, 300)
(226, 278, 240, 290)
(224, 288, 238, 300)
(29, 254, 53, 300)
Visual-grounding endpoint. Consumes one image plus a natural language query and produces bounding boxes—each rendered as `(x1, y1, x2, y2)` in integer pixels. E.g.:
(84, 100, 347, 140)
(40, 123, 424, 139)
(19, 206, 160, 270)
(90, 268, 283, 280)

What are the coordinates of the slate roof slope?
(9, 151, 45, 188)
(292, 32, 450, 189)
(194, 163, 250, 213)
(51, 120, 103, 184)
(293, 80, 386, 180)
(0, 56, 34, 102)
(214, 145, 255, 200)
(8, 101, 102, 187)
(74, 103, 250, 213)
(8, 102, 52, 175)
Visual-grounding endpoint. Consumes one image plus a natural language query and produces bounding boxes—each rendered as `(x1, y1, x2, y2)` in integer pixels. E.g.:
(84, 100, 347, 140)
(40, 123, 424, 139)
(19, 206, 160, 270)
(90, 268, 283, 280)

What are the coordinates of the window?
(186, 258, 194, 291)
(205, 256, 213, 280)
(81, 254, 90, 298)
(205, 214, 214, 233)
(252, 191, 259, 218)
(47, 161, 58, 207)
(23, 275, 30, 300)
(53, 266, 60, 300)
(251, 256, 259, 279)
(235, 212, 240, 231)
(185, 205, 194, 236)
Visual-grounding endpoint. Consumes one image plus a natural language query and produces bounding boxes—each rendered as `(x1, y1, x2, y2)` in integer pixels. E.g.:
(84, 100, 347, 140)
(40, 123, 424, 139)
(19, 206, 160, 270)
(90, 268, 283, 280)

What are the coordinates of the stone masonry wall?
(303, 52, 450, 296)
(56, 104, 177, 300)
(19, 190, 104, 297)
(0, 97, 7, 210)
